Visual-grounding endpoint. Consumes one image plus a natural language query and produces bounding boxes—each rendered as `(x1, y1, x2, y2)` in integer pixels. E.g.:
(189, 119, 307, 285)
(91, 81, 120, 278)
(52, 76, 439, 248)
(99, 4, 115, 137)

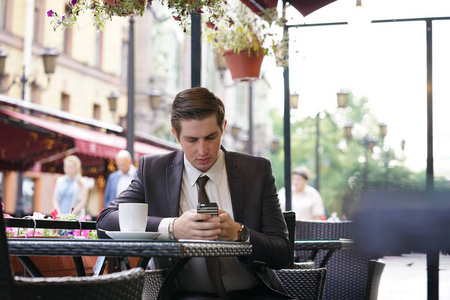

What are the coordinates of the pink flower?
(51, 209, 58, 220)
(46, 10, 54, 17)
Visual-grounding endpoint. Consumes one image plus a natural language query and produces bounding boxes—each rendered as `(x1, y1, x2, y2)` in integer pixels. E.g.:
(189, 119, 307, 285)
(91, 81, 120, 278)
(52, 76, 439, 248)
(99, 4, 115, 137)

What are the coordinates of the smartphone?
(197, 202, 218, 216)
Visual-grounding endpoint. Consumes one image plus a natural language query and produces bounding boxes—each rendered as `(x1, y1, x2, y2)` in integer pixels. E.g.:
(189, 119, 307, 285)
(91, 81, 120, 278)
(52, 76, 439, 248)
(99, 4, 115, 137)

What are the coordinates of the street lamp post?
(315, 112, 320, 192)
(379, 122, 388, 189)
(248, 82, 253, 155)
(127, 16, 135, 160)
(363, 136, 377, 191)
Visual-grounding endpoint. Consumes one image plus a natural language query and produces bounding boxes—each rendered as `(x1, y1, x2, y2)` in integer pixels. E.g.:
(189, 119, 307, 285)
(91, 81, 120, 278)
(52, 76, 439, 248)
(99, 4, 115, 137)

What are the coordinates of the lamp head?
(148, 87, 162, 110)
(41, 48, 59, 74)
(107, 91, 119, 113)
(337, 89, 349, 108)
(290, 93, 299, 109)
(379, 122, 388, 138)
(0, 48, 8, 76)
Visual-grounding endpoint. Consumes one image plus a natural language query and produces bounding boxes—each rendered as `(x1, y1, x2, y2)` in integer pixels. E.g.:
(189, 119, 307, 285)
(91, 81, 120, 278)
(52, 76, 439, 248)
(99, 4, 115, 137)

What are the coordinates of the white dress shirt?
(116, 164, 137, 197)
(279, 184, 325, 220)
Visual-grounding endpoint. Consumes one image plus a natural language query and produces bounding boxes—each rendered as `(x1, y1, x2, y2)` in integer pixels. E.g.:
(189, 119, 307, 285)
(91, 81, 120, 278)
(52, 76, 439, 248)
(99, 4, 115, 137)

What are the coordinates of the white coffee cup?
(119, 203, 148, 232)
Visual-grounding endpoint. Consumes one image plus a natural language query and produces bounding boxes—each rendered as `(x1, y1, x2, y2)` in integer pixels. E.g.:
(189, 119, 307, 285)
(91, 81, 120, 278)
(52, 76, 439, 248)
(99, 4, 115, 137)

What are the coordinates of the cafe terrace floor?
(378, 253, 450, 300)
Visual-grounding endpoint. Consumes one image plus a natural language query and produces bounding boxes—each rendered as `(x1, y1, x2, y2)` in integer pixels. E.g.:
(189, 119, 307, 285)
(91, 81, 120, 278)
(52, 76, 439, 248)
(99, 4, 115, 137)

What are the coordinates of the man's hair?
(293, 166, 310, 180)
(171, 87, 225, 138)
(115, 150, 132, 162)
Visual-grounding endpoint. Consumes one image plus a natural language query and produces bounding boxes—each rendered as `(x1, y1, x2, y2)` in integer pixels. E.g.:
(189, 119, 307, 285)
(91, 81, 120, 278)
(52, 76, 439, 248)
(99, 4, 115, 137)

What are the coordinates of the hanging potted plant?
(203, 0, 288, 81)
(47, 0, 227, 31)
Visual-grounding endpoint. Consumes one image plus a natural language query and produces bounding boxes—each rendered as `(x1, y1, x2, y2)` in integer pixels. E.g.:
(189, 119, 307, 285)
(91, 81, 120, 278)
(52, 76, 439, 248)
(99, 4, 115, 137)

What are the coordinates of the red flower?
(51, 209, 58, 220)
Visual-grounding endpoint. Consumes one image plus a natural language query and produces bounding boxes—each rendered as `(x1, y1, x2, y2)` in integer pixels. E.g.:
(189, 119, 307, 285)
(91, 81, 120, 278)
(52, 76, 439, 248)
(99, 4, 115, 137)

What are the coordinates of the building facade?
(0, 0, 277, 217)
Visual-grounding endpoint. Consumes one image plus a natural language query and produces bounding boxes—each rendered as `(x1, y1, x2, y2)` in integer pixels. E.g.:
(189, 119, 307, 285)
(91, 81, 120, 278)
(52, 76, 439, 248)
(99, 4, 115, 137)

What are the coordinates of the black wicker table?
(295, 239, 353, 267)
(8, 238, 252, 274)
(8, 238, 251, 258)
(8, 238, 252, 299)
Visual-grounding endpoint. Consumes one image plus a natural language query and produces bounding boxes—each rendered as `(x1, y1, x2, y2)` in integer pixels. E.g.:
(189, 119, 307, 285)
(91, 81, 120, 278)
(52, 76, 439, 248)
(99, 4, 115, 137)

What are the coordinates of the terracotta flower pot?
(223, 49, 265, 82)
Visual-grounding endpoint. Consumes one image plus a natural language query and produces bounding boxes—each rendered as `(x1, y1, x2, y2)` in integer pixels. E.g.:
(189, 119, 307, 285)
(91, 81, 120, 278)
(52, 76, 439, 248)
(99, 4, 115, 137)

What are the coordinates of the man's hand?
(173, 209, 221, 240)
(217, 209, 242, 241)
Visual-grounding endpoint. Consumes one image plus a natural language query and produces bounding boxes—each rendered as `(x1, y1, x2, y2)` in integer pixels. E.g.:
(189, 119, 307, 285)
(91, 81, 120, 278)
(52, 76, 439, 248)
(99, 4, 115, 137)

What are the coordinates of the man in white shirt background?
(103, 150, 137, 208)
(279, 166, 325, 220)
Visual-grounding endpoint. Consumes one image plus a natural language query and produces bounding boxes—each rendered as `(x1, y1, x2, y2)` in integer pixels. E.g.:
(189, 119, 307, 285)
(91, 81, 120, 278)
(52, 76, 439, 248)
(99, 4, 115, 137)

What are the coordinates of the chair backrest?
(13, 267, 145, 300)
(295, 220, 354, 240)
(275, 268, 327, 300)
(283, 211, 295, 269)
(1, 209, 14, 299)
(295, 220, 384, 300)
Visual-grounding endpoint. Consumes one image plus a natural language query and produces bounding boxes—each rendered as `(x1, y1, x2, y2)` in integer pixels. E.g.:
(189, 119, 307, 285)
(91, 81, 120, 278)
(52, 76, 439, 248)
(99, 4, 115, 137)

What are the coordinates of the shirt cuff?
(157, 217, 176, 240)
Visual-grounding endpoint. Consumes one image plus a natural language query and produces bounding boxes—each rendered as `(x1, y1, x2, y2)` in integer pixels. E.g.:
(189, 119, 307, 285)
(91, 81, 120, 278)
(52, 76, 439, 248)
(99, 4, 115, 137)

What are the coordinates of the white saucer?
(105, 231, 160, 240)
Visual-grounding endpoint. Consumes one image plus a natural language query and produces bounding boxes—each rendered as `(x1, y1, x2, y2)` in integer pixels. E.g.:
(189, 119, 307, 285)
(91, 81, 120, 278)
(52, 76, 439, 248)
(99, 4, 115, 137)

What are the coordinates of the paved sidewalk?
(377, 253, 450, 300)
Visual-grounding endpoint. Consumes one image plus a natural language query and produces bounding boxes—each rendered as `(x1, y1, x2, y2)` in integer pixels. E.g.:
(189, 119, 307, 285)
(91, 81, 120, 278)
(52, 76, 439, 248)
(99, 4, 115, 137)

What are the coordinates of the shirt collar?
(119, 164, 136, 176)
(184, 150, 225, 187)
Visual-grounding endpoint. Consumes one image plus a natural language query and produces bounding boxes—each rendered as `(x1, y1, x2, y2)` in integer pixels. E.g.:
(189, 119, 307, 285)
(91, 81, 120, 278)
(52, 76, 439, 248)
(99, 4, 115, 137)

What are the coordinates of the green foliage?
(270, 92, 447, 219)
(47, 0, 227, 31)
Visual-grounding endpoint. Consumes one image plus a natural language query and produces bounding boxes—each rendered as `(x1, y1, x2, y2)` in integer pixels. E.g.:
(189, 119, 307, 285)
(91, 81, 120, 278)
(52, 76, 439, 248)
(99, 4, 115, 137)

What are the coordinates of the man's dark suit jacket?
(97, 147, 292, 295)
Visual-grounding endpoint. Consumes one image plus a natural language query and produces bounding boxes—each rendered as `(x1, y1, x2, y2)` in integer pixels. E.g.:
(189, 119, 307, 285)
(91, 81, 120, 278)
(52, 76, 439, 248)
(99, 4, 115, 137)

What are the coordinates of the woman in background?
(52, 155, 88, 217)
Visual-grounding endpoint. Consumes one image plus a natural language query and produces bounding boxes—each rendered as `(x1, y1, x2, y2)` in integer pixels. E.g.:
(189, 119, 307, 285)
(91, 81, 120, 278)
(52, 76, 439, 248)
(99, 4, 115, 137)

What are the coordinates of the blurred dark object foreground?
(353, 190, 450, 254)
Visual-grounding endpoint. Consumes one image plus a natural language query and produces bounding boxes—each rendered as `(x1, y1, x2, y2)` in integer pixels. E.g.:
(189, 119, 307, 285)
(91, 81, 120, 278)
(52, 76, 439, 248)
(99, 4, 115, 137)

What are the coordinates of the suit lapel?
(166, 150, 184, 217)
(224, 149, 245, 223)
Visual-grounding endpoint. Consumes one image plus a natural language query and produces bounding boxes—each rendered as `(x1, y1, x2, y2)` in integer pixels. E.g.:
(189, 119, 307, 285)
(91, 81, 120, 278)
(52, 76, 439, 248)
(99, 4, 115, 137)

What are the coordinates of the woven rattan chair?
(295, 220, 385, 300)
(278, 211, 326, 299)
(142, 269, 169, 300)
(1, 212, 145, 300)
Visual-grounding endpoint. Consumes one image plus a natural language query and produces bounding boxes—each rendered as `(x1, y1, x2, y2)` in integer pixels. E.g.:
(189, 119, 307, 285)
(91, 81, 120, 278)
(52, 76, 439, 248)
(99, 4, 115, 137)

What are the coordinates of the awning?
(242, 0, 337, 17)
(0, 108, 172, 177)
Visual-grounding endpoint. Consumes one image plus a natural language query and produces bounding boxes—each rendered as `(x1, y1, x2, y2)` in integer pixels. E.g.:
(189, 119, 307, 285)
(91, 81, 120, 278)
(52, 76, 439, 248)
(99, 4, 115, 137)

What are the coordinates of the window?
(61, 93, 70, 112)
(121, 40, 128, 85)
(63, 5, 73, 54)
(33, 0, 44, 43)
(0, 0, 12, 31)
(93, 104, 101, 120)
(30, 83, 41, 104)
(94, 29, 103, 68)
(0, 74, 11, 94)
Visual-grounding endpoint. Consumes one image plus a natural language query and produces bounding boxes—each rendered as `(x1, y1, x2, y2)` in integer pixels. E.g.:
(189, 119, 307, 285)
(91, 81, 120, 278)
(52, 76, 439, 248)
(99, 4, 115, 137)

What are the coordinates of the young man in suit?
(97, 87, 293, 299)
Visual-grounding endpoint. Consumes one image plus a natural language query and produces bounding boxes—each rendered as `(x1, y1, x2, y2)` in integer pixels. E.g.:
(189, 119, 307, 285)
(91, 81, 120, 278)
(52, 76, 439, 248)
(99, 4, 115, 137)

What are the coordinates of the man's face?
(172, 115, 226, 173)
(116, 156, 131, 174)
(292, 174, 307, 192)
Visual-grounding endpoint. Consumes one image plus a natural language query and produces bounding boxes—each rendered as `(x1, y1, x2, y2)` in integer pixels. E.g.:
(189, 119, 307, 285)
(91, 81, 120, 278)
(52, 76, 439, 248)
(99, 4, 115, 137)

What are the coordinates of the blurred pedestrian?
(279, 166, 325, 220)
(52, 155, 88, 217)
(103, 150, 136, 208)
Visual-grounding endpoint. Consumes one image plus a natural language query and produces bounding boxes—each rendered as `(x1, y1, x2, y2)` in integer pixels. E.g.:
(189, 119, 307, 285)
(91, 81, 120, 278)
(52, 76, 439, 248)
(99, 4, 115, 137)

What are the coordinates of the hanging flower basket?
(103, 0, 147, 16)
(223, 49, 265, 82)
(47, 0, 227, 31)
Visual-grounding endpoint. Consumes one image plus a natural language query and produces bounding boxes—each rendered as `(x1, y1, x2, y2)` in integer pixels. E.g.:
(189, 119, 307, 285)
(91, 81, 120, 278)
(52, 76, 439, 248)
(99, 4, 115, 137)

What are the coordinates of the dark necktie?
(196, 176, 229, 300)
